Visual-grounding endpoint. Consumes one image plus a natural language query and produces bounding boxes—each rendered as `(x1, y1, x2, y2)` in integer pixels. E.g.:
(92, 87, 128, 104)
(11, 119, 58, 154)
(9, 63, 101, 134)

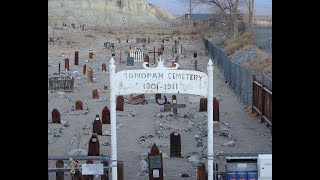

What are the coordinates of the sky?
(147, 0, 272, 16)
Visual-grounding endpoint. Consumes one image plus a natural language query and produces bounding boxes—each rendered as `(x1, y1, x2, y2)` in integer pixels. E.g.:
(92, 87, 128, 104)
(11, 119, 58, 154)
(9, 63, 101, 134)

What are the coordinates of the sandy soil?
(48, 24, 272, 180)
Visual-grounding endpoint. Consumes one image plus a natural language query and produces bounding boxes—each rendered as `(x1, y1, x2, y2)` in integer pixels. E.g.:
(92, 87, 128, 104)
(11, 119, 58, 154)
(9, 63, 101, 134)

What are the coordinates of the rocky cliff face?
(48, 0, 176, 27)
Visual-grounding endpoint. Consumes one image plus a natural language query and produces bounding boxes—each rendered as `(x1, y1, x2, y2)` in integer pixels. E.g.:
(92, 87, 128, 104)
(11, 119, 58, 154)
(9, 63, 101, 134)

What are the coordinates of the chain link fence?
(252, 25, 272, 56)
(203, 38, 272, 105)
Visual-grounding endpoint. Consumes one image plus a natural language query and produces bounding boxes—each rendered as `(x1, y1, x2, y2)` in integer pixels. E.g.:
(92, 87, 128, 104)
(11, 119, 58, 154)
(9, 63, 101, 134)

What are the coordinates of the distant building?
(185, 13, 243, 21)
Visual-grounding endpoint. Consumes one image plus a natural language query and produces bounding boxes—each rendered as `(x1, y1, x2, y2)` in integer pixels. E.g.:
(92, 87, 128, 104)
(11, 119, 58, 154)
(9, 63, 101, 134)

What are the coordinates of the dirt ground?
(48, 24, 272, 180)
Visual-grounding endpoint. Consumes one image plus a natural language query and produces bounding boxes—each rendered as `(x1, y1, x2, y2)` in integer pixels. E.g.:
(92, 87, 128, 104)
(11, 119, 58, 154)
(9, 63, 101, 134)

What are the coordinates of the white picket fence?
(129, 48, 144, 62)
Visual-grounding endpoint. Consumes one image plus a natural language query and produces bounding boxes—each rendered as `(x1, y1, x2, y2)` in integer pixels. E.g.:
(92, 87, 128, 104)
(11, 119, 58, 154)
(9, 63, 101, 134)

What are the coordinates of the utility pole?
(189, 0, 192, 19)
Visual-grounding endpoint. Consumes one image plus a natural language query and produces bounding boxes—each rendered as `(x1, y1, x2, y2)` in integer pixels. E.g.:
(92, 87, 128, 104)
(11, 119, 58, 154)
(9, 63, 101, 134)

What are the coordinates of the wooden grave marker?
(170, 132, 181, 157)
(116, 95, 124, 111)
(101, 106, 110, 124)
(163, 95, 186, 118)
(74, 51, 79, 65)
(75, 100, 83, 110)
(83, 64, 86, 75)
(197, 163, 207, 180)
(199, 97, 220, 121)
(65, 58, 69, 71)
(51, 108, 61, 123)
(89, 50, 93, 59)
(148, 143, 163, 180)
(92, 115, 102, 135)
(92, 89, 99, 99)
(102, 63, 107, 71)
(88, 133, 100, 156)
(87, 67, 93, 83)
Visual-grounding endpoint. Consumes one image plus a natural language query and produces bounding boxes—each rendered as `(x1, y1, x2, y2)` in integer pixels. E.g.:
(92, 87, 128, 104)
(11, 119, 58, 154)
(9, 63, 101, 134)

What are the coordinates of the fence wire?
(204, 38, 271, 105)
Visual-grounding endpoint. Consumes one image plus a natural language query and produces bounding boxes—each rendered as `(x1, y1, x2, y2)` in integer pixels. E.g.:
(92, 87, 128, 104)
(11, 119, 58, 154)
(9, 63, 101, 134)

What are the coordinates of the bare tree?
(246, 0, 254, 33)
(194, 0, 243, 35)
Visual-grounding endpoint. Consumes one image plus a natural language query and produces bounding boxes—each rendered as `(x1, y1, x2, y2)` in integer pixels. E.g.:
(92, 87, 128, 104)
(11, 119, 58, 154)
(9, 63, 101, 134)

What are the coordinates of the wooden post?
(101, 161, 109, 180)
(58, 63, 60, 75)
(89, 50, 93, 59)
(195, 60, 198, 70)
(197, 163, 206, 180)
(87, 68, 93, 83)
(117, 161, 124, 180)
(56, 160, 64, 180)
(75, 51, 79, 65)
(213, 97, 219, 122)
(65, 58, 69, 71)
(83, 64, 86, 75)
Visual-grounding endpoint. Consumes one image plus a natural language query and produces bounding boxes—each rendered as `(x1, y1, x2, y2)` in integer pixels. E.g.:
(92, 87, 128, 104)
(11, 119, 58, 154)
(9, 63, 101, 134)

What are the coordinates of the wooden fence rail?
(252, 76, 272, 128)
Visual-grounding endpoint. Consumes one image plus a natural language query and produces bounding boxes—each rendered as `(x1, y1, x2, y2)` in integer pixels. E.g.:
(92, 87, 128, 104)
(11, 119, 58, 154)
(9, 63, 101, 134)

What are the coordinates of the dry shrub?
(247, 49, 272, 74)
(172, 30, 181, 35)
(225, 32, 255, 55)
(190, 31, 198, 35)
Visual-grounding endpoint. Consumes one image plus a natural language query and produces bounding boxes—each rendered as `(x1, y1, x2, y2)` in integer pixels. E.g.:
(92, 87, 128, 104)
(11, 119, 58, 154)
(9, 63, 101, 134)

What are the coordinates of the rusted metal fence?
(203, 38, 272, 127)
(48, 156, 110, 180)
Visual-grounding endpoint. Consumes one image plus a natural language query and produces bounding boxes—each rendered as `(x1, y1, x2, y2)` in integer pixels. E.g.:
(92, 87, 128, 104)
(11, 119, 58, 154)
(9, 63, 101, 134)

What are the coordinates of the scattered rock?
(68, 149, 87, 156)
(223, 139, 236, 147)
(188, 155, 200, 167)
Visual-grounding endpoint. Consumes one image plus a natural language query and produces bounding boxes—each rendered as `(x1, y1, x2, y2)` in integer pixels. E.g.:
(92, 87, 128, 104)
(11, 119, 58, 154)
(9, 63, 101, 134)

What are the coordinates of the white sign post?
(109, 57, 214, 180)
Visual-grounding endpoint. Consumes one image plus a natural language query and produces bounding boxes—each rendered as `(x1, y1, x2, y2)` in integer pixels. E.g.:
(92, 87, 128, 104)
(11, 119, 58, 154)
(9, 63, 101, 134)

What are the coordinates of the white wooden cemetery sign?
(109, 57, 215, 180)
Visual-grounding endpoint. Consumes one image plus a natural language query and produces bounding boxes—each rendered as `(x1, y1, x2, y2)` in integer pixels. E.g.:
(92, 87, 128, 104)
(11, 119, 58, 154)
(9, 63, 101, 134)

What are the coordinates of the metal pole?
(109, 57, 118, 180)
(207, 59, 214, 180)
